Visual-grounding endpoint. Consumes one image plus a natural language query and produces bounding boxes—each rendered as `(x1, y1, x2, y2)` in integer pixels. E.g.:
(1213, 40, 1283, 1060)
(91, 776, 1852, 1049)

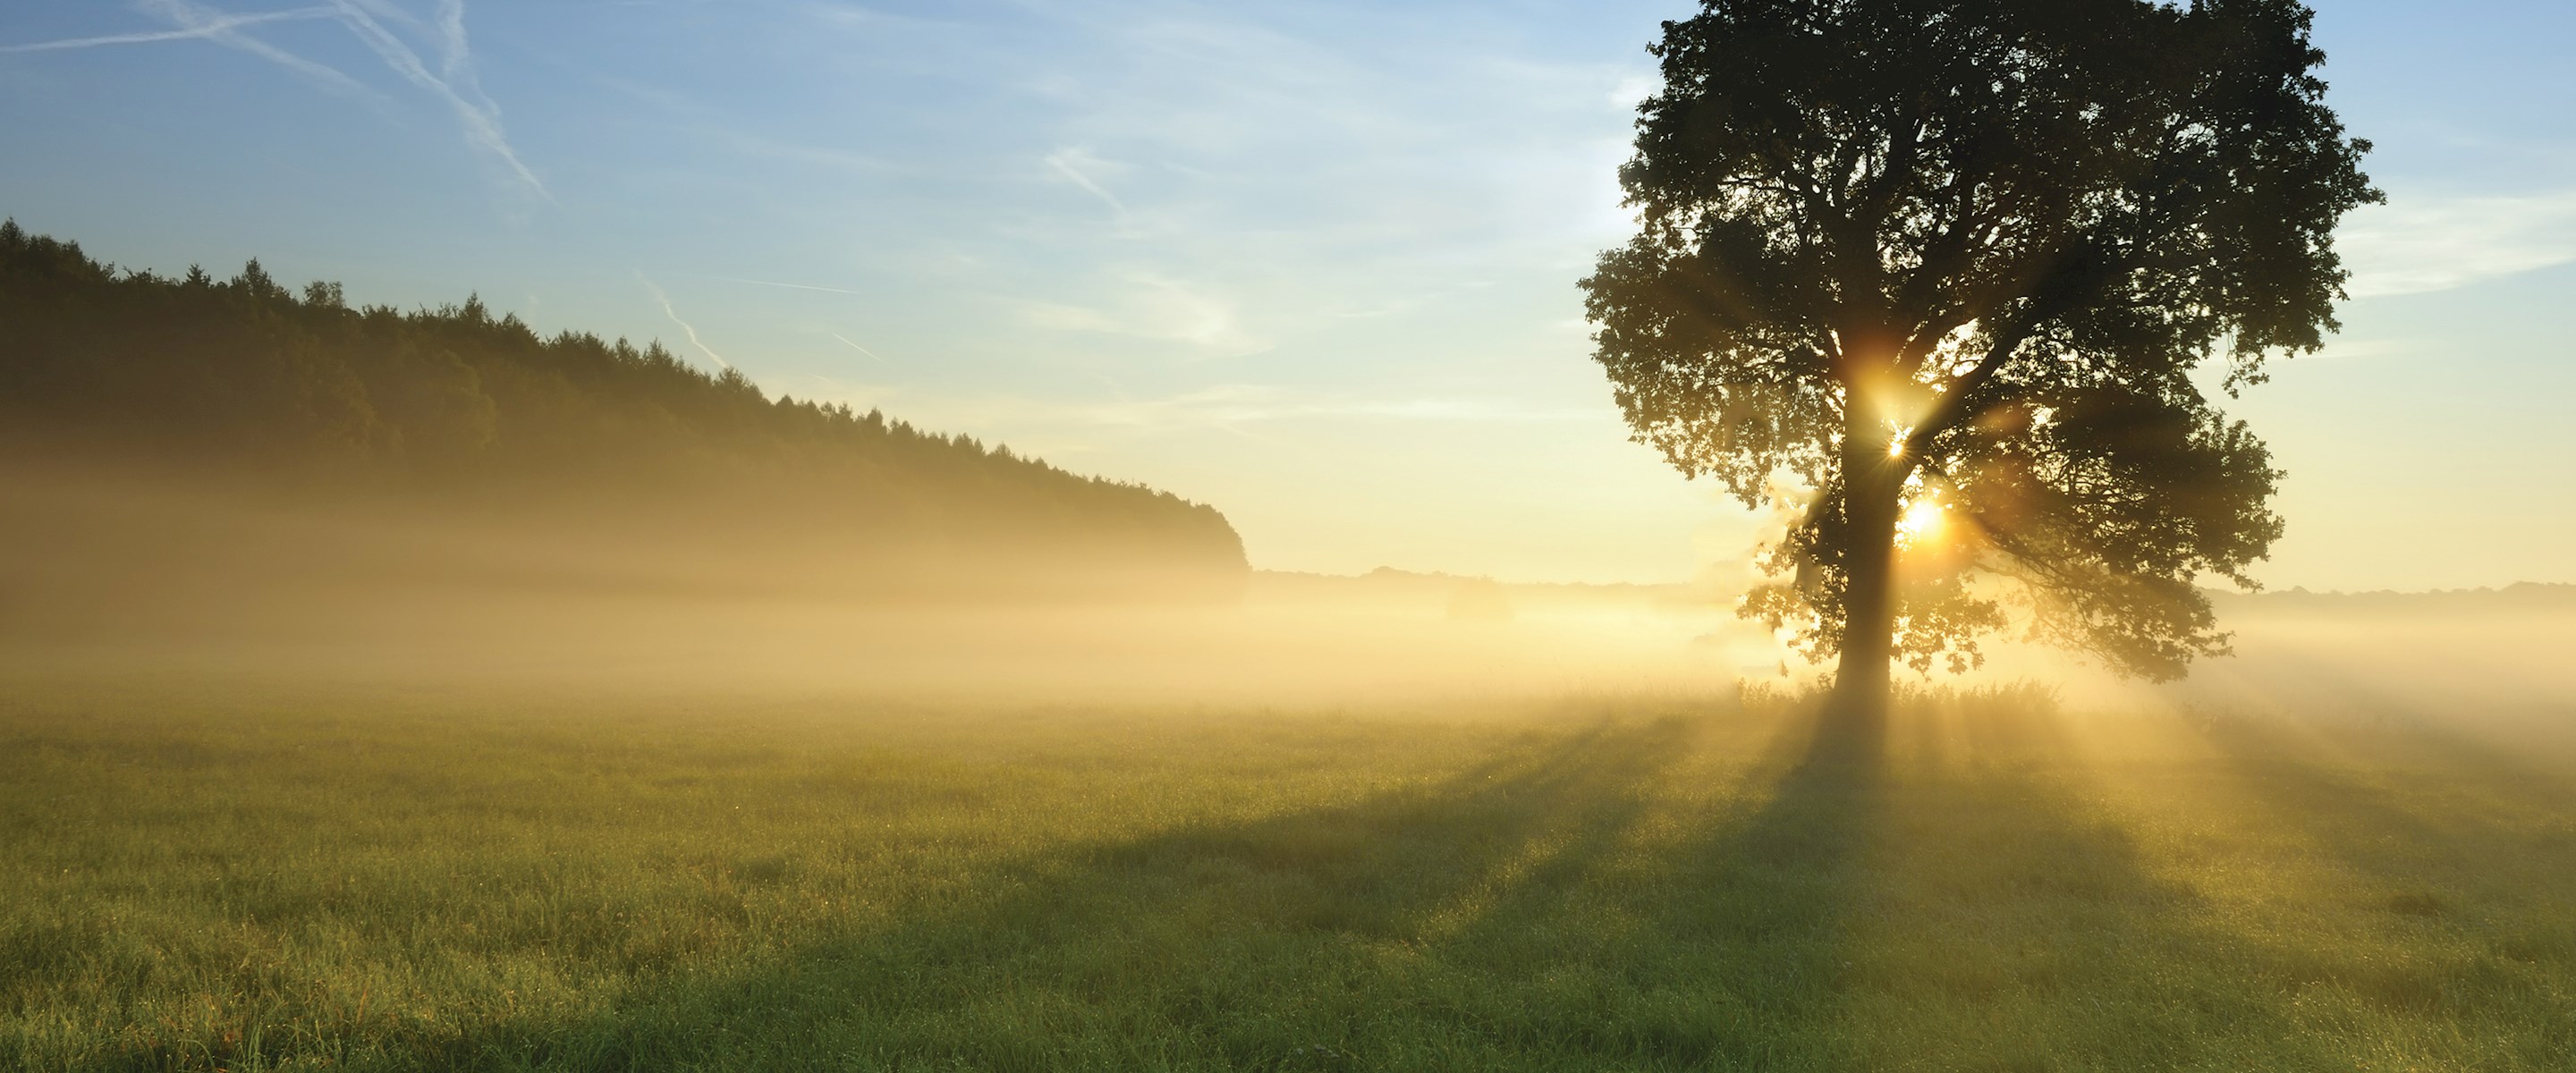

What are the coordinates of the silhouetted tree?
(1581, 0, 2378, 727)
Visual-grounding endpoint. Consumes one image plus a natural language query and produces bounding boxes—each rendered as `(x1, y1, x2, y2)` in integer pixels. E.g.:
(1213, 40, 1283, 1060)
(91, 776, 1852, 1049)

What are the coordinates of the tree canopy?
(1581, 0, 2379, 705)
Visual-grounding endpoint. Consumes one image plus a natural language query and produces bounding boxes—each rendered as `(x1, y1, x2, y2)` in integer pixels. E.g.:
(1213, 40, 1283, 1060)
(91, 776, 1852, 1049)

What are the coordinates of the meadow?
(6, 667, 2574, 1072)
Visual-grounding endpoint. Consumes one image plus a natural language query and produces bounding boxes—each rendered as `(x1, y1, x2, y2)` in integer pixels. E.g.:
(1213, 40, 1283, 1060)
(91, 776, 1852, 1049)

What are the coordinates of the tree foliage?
(0, 222, 1246, 598)
(1583, 0, 2377, 685)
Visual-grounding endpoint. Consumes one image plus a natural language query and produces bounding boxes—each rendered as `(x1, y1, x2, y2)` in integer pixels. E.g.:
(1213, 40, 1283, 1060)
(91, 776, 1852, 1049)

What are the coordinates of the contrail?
(638, 275, 734, 372)
(7, 1, 544, 201)
(0, 6, 333, 52)
(128, 0, 377, 98)
(323, 0, 549, 200)
(434, 0, 470, 79)
(831, 334, 891, 365)
(1045, 148, 1127, 215)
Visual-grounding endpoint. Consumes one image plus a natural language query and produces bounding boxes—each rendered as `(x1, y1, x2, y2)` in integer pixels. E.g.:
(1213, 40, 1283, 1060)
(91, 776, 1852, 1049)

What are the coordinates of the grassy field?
(5, 674, 2574, 1071)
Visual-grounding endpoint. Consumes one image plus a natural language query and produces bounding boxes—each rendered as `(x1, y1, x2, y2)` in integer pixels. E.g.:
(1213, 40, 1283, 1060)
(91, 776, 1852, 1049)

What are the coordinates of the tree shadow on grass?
(459, 695, 2490, 1073)
(1798, 697, 2213, 1072)
(458, 705, 1905, 1072)
(2174, 711, 2576, 1063)
(2191, 709, 2576, 901)
(1826, 696, 2576, 1073)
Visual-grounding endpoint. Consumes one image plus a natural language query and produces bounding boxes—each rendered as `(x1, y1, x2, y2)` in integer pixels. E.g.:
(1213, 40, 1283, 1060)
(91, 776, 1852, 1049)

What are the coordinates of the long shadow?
(2194, 712, 2576, 894)
(199, 695, 2549, 1072)
(440, 705, 1901, 1072)
(2181, 711, 2576, 1048)
(1411, 713, 1892, 1069)
(1824, 697, 2576, 1072)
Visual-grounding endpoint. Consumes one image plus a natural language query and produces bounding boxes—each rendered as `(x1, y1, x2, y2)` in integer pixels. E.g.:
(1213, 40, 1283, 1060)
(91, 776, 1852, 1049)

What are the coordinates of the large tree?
(1582, 0, 2377, 724)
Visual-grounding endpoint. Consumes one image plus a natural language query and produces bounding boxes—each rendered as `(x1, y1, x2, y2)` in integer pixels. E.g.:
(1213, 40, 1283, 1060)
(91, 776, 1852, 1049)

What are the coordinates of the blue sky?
(4, 0, 2571, 588)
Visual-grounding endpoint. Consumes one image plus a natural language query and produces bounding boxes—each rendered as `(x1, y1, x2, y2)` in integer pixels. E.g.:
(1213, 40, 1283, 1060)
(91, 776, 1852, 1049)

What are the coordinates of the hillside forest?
(0, 222, 1248, 618)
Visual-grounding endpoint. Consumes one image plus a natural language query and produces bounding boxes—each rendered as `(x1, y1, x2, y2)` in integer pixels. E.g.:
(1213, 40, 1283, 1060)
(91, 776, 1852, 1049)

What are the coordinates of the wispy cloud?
(4, 1, 543, 199)
(873, 384, 1597, 438)
(2301, 339, 2415, 363)
(1606, 72, 1657, 110)
(2340, 189, 2576, 298)
(693, 275, 868, 297)
(1020, 272, 1267, 357)
(638, 275, 733, 372)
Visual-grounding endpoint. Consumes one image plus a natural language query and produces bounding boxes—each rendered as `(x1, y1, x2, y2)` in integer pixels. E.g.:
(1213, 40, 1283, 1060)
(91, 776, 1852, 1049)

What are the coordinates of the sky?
(3, 0, 2570, 590)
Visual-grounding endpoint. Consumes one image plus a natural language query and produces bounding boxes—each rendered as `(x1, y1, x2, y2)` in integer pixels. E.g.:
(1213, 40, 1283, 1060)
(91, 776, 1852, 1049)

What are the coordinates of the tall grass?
(4, 677, 2571, 1070)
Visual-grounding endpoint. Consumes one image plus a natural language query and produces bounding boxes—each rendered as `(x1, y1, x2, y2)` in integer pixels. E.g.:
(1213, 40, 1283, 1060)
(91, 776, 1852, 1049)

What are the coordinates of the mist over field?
(8, 453, 2570, 718)
(4, 218, 2574, 1071)
(12, 351, 2576, 1073)
(11, 541, 2576, 1070)
(9, 0, 2576, 1066)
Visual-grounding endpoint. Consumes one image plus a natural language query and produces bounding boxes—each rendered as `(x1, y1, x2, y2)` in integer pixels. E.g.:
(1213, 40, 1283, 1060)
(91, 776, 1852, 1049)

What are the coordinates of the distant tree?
(1580, 0, 2378, 728)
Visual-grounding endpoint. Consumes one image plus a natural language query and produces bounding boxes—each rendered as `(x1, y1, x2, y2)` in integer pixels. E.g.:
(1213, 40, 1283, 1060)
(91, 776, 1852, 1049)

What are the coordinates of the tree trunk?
(1822, 424, 1905, 751)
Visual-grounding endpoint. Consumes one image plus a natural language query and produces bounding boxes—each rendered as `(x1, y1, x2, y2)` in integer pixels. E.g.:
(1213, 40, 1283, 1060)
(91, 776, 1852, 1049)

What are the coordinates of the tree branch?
(1900, 309, 2039, 453)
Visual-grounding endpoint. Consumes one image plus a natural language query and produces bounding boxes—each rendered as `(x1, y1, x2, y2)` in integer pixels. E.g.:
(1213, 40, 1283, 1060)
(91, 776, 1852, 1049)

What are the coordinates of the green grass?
(4, 676, 2573, 1071)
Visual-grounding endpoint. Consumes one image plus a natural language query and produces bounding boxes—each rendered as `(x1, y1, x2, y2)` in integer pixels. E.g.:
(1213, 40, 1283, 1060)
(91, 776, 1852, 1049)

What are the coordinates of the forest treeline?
(0, 222, 1246, 604)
